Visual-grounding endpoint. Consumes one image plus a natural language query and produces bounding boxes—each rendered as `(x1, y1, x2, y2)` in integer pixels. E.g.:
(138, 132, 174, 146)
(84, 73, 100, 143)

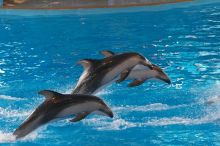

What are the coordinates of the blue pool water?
(0, 1, 220, 145)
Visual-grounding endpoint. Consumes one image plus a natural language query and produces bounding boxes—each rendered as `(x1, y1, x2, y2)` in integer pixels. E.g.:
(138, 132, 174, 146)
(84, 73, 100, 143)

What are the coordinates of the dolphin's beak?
(159, 76, 171, 84)
(152, 65, 171, 84)
(100, 107, 114, 118)
(106, 108, 114, 118)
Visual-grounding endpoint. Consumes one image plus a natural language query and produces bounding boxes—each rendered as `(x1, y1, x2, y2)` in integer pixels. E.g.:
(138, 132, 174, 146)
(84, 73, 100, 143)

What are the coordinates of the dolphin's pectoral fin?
(69, 112, 90, 122)
(116, 69, 131, 83)
(128, 79, 145, 87)
(100, 50, 115, 57)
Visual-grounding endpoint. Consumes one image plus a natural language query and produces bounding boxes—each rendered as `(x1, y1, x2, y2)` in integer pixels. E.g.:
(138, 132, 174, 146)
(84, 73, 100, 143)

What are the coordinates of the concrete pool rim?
(0, 0, 218, 16)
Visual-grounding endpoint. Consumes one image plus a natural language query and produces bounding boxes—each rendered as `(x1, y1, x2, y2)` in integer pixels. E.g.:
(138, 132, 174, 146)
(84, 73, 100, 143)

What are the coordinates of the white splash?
(0, 131, 39, 143)
(0, 132, 16, 143)
(185, 35, 197, 39)
(83, 117, 136, 130)
(113, 103, 188, 113)
(64, 87, 74, 94)
(83, 97, 220, 130)
(82, 103, 190, 130)
(0, 107, 30, 118)
(0, 69, 5, 74)
(144, 110, 220, 126)
(0, 95, 25, 101)
(95, 89, 112, 96)
(97, 119, 136, 130)
(84, 109, 220, 130)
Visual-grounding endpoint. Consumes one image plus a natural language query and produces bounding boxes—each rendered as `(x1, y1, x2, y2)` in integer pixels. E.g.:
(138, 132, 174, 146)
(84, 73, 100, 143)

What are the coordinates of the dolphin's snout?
(105, 107, 114, 118)
(155, 72, 171, 84)
(162, 77, 171, 84)
(152, 65, 171, 84)
(108, 110, 114, 118)
(99, 106, 114, 118)
(156, 73, 171, 84)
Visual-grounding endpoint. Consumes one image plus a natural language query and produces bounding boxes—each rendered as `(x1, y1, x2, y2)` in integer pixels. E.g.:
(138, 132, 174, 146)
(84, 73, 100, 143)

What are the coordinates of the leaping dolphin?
(13, 90, 113, 139)
(72, 52, 153, 95)
(72, 51, 170, 95)
(100, 50, 171, 87)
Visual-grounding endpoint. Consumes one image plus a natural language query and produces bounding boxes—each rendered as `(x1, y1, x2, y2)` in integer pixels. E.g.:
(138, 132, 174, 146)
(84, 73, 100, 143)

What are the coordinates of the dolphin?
(13, 90, 113, 139)
(72, 52, 153, 95)
(100, 50, 171, 87)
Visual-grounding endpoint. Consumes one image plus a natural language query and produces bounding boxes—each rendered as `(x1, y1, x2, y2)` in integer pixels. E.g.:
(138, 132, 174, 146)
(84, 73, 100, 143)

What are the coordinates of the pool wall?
(0, 0, 219, 16)
(2, 0, 191, 9)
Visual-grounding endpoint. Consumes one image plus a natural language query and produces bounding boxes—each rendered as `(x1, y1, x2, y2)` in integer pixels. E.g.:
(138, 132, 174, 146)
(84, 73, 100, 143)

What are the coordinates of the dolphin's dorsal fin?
(77, 59, 99, 70)
(100, 50, 115, 57)
(38, 90, 62, 99)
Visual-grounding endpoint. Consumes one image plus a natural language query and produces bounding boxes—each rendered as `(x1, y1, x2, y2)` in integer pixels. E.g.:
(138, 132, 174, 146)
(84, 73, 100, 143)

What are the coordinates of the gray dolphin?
(13, 90, 113, 139)
(72, 52, 153, 95)
(100, 50, 171, 87)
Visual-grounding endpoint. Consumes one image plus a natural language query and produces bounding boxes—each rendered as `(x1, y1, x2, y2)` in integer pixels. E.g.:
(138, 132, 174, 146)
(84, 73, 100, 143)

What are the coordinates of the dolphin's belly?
(101, 58, 137, 85)
(127, 70, 155, 80)
(55, 102, 99, 118)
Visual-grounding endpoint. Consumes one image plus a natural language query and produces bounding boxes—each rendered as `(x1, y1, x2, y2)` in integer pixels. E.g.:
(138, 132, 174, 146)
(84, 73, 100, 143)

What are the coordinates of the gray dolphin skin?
(100, 50, 171, 87)
(72, 52, 153, 95)
(13, 90, 113, 139)
(72, 51, 170, 95)
(126, 64, 171, 87)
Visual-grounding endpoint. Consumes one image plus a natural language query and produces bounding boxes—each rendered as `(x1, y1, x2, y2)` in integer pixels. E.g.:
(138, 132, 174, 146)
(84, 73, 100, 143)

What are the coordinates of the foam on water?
(113, 103, 188, 113)
(83, 117, 137, 130)
(83, 104, 220, 130)
(0, 131, 39, 143)
(144, 100, 220, 126)
(95, 89, 112, 96)
(81, 102, 187, 130)
(0, 95, 25, 101)
(0, 107, 30, 118)
(0, 132, 16, 143)
(144, 112, 220, 126)
(83, 84, 220, 130)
